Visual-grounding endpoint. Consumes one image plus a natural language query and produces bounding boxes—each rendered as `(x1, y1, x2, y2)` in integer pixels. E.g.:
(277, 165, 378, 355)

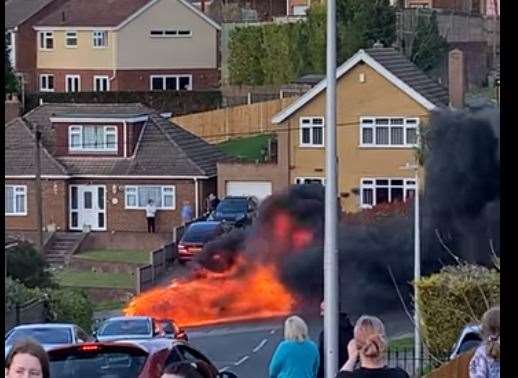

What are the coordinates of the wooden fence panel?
(152, 249, 165, 278)
(137, 265, 154, 293)
(5, 299, 46, 332)
(424, 351, 474, 378)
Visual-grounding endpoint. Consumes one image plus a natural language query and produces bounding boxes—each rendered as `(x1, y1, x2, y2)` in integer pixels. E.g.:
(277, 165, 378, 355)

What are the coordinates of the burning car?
(178, 221, 226, 263)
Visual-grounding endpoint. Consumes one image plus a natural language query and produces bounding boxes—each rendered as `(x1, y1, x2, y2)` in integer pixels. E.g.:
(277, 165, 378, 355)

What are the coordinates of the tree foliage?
(411, 11, 448, 72)
(228, 0, 395, 85)
(5, 42, 18, 94)
(7, 242, 57, 289)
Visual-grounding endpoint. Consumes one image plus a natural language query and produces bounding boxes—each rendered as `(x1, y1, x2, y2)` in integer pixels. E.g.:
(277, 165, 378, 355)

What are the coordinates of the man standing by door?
(146, 199, 157, 233)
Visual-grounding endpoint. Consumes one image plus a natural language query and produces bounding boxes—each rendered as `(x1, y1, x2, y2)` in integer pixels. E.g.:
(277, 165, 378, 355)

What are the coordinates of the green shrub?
(416, 264, 500, 357)
(5, 277, 43, 310)
(46, 288, 94, 332)
(7, 241, 56, 289)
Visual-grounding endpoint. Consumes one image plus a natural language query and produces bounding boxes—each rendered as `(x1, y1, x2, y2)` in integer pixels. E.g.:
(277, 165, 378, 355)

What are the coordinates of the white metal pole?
(414, 169, 421, 374)
(324, 0, 338, 373)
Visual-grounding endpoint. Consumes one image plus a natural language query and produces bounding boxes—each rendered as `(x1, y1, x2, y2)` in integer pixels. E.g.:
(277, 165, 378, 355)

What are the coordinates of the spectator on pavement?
(5, 338, 50, 378)
(318, 301, 354, 378)
(206, 193, 220, 214)
(269, 315, 320, 378)
(181, 201, 194, 225)
(469, 306, 500, 378)
(146, 199, 157, 233)
(161, 360, 215, 378)
(337, 315, 409, 378)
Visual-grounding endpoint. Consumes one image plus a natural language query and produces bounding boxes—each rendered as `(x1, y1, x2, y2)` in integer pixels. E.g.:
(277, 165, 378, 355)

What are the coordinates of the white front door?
(70, 185, 106, 231)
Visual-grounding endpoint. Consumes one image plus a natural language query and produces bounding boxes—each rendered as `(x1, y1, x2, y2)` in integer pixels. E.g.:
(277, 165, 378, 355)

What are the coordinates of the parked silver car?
(5, 323, 91, 358)
(95, 316, 157, 342)
(450, 324, 482, 360)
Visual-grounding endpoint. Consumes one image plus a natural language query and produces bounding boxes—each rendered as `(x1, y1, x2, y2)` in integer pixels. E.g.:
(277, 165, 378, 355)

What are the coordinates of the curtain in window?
(5, 187, 14, 213)
(83, 126, 103, 149)
(138, 187, 162, 207)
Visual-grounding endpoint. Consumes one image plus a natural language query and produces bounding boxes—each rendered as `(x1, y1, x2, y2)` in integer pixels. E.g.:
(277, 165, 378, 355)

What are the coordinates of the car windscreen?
(6, 328, 72, 345)
(182, 224, 222, 243)
(49, 346, 148, 378)
(98, 320, 150, 336)
(215, 199, 247, 214)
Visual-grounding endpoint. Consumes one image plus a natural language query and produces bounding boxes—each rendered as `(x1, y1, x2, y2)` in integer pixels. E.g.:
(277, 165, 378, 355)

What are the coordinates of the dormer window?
(69, 125, 117, 152)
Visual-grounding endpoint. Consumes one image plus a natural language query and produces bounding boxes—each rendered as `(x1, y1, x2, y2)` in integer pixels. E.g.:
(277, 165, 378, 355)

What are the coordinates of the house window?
(295, 177, 325, 185)
(360, 178, 416, 208)
(149, 29, 192, 38)
(150, 75, 192, 91)
(360, 117, 419, 147)
(5, 185, 27, 216)
(39, 31, 54, 50)
(93, 76, 110, 92)
(125, 186, 176, 210)
(300, 117, 324, 147)
(39, 74, 54, 92)
(65, 75, 80, 92)
(65, 31, 78, 47)
(68, 125, 118, 152)
(92, 31, 108, 48)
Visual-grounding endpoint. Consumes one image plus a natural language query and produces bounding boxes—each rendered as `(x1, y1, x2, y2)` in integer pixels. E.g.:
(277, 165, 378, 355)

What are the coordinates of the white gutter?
(6, 175, 209, 179)
(109, 32, 117, 84)
(194, 178, 199, 217)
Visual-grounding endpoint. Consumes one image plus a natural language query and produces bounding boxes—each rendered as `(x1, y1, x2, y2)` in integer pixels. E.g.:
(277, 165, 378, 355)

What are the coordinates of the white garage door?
(226, 181, 272, 202)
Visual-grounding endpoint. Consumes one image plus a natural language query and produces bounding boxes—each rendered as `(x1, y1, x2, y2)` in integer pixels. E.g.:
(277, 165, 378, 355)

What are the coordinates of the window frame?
(65, 74, 81, 93)
(93, 75, 110, 92)
(359, 117, 419, 148)
(92, 31, 108, 48)
(149, 75, 192, 91)
(124, 186, 176, 210)
(299, 116, 325, 148)
(149, 29, 192, 38)
(5, 185, 28, 216)
(68, 125, 118, 152)
(65, 30, 78, 48)
(359, 177, 416, 209)
(39, 74, 55, 92)
(38, 31, 54, 50)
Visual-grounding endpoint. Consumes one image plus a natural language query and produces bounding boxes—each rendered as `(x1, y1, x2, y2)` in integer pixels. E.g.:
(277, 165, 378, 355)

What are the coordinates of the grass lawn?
(55, 269, 134, 289)
(217, 134, 272, 162)
(388, 336, 414, 350)
(75, 249, 149, 265)
(93, 299, 128, 312)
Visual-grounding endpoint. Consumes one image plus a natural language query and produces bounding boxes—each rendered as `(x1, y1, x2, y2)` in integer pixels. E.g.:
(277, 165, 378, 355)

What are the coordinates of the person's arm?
(340, 339, 359, 372)
(468, 349, 488, 378)
(314, 342, 320, 376)
(268, 343, 285, 378)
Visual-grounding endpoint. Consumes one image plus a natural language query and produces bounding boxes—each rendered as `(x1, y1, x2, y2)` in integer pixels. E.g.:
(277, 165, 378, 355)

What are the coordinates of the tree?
(410, 11, 448, 72)
(228, 26, 265, 85)
(6, 242, 57, 289)
(261, 24, 297, 85)
(5, 42, 18, 94)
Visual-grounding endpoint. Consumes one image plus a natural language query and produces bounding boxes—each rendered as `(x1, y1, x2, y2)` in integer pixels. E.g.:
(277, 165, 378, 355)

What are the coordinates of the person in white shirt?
(145, 199, 157, 233)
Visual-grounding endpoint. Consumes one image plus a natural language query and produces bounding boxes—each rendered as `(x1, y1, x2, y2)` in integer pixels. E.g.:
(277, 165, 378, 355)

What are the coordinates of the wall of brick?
(115, 69, 221, 91)
(5, 179, 68, 232)
(35, 69, 115, 93)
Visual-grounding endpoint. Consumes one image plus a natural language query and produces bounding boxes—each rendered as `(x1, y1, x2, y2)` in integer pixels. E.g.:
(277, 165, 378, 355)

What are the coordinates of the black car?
(208, 196, 258, 227)
(178, 221, 225, 263)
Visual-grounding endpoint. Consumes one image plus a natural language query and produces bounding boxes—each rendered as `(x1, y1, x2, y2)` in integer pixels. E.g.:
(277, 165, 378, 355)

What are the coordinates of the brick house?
(5, 0, 72, 93)
(5, 103, 226, 236)
(32, 0, 221, 93)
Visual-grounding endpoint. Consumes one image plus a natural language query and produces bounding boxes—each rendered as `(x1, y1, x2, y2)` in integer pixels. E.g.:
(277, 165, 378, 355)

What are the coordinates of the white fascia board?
(116, 0, 221, 31)
(271, 50, 436, 124)
(5, 175, 70, 179)
(69, 175, 209, 180)
(34, 26, 116, 31)
(50, 116, 149, 123)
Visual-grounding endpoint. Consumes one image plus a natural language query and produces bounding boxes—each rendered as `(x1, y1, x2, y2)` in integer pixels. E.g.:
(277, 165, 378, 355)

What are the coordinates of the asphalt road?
(186, 309, 412, 378)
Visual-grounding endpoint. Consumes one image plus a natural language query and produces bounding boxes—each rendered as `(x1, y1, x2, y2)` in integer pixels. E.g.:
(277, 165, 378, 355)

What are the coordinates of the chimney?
(448, 49, 466, 109)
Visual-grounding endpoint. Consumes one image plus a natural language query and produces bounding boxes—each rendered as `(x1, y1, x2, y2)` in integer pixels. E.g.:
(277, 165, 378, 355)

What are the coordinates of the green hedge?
(416, 264, 500, 357)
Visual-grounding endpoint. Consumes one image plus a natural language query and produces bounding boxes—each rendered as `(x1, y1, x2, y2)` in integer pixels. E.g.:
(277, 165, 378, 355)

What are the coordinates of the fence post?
(150, 251, 155, 283)
(247, 92, 251, 105)
(136, 268, 141, 294)
(15, 304, 21, 325)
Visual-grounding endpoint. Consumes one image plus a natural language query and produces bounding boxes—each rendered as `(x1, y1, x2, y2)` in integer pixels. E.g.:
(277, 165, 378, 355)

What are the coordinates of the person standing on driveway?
(146, 199, 157, 233)
(181, 201, 194, 225)
(269, 315, 320, 378)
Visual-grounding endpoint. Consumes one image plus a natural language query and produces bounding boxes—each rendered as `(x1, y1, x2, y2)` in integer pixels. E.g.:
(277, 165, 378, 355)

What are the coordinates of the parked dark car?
(178, 221, 225, 263)
(154, 318, 188, 341)
(208, 196, 258, 227)
(47, 339, 237, 378)
(450, 324, 482, 359)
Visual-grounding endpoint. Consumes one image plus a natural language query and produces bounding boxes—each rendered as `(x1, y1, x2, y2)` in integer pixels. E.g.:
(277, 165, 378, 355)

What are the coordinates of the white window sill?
(65, 45, 78, 49)
(124, 207, 175, 211)
(5, 213, 28, 217)
(40, 89, 55, 92)
(358, 145, 417, 149)
(299, 144, 325, 149)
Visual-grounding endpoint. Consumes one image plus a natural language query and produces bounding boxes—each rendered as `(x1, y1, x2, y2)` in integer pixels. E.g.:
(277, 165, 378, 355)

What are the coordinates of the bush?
(5, 277, 43, 311)
(416, 264, 500, 357)
(7, 242, 56, 289)
(46, 288, 94, 332)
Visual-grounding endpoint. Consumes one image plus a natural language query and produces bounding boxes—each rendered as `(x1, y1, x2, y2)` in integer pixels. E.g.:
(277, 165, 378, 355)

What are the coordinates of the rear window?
(216, 199, 248, 214)
(182, 224, 222, 243)
(98, 319, 150, 336)
(49, 346, 147, 378)
(7, 328, 72, 345)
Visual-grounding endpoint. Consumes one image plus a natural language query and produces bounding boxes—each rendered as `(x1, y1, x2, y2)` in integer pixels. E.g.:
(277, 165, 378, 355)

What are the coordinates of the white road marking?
(253, 339, 268, 353)
(234, 356, 250, 366)
(219, 366, 230, 372)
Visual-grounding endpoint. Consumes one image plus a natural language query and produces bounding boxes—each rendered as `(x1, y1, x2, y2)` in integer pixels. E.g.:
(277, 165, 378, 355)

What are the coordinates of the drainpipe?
(109, 32, 117, 88)
(194, 178, 199, 218)
(123, 120, 127, 157)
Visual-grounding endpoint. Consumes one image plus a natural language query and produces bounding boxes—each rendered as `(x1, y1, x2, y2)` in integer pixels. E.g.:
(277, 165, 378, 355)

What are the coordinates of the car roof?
(187, 221, 221, 227)
(103, 316, 151, 321)
(13, 323, 75, 329)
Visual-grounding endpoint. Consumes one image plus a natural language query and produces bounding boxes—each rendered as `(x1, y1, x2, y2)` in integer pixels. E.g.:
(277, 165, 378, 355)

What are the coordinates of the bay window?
(125, 186, 176, 210)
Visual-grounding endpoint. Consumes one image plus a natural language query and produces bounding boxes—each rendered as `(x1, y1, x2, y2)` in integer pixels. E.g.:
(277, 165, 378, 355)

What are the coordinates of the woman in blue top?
(269, 315, 320, 378)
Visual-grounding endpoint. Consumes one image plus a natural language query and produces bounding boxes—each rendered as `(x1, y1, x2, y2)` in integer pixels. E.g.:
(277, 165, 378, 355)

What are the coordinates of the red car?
(47, 339, 237, 378)
(178, 221, 225, 263)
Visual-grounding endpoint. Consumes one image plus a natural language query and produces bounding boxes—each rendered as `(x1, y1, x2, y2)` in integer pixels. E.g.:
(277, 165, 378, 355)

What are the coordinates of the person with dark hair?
(469, 306, 500, 378)
(5, 338, 50, 378)
(161, 360, 216, 378)
(146, 198, 157, 233)
(337, 315, 408, 378)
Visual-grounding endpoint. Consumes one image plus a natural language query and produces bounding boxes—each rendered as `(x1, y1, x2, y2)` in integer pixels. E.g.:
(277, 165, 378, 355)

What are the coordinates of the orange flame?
(124, 259, 296, 327)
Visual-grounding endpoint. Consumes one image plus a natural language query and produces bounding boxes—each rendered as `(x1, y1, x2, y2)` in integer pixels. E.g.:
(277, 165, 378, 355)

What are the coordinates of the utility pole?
(324, 0, 338, 373)
(34, 123, 44, 254)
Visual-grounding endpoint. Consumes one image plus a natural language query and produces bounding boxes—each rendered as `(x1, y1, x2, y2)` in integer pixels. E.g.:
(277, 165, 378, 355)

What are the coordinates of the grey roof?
(5, 0, 54, 29)
(8, 103, 227, 178)
(365, 47, 449, 107)
(294, 74, 325, 86)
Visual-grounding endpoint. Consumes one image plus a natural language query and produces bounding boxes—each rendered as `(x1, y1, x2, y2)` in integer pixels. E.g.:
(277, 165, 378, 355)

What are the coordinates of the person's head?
(481, 306, 500, 360)
(284, 315, 309, 342)
(208, 193, 215, 200)
(161, 361, 214, 378)
(320, 301, 324, 317)
(5, 338, 50, 378)
(353, 315, 387, 361)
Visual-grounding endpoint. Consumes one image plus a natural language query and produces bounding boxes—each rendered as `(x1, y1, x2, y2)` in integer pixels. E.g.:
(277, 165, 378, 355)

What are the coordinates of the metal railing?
(386, 345, 448, 377)
(5, 298, 47, 332)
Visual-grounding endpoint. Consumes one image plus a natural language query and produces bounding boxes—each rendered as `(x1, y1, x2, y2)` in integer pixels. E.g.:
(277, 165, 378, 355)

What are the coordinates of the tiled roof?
(9, 103, 226, 178)
(364, 47, 449, 107)
(5, 0, 54, 29)
(35, 0, 152, 27)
